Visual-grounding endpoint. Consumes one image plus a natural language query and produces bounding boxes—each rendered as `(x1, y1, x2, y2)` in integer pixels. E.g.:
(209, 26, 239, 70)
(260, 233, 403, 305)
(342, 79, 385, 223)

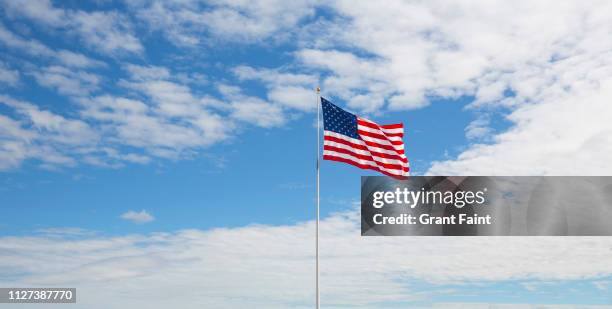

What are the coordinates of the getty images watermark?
(362, 176, 612, 236)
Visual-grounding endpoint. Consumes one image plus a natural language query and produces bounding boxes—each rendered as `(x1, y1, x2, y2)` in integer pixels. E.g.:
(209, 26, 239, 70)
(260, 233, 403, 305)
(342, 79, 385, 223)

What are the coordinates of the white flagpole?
(315, 86, 321, 309)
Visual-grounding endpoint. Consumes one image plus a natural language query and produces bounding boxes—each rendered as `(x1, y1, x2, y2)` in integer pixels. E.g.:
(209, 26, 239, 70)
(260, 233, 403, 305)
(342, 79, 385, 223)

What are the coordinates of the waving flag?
(321, 97, 409, 179)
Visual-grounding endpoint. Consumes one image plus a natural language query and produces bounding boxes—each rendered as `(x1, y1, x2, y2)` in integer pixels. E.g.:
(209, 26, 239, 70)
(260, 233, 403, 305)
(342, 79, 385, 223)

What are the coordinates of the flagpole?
(315, 86, 321, 309)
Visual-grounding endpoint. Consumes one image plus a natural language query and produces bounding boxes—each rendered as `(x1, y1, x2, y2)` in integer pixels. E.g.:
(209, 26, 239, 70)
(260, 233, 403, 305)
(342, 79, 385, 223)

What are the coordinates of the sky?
(1, 0, 612, 308)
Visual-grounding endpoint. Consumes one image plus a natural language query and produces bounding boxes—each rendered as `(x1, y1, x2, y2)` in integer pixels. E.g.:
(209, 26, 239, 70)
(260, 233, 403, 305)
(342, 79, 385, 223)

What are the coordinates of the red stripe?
(357, 130, 404, 144)
(323, 155, 408, 180)
(380, 123, 403, 129)
(324, 135, 405, 156)
(357, 122, 404, 137)
(323, 140, 407, 162)
(323, 145, 409, 171)
(357, 119, 403, 130)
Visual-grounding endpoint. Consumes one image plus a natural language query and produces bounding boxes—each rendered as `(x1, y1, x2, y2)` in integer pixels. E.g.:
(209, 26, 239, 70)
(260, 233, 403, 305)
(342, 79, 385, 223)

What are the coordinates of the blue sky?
(1, 1, 612, 308)
(0, 97, 477, 235)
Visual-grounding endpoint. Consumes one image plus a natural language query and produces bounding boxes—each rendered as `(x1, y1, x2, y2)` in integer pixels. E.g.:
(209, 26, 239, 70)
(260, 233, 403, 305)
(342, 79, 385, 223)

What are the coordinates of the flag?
(321, 97, 409, 179)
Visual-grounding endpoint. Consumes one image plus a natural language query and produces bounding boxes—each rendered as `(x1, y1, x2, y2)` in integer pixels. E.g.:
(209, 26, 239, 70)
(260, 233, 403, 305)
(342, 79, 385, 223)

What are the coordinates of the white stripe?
(357, 125, 403, 142)
(357, 118, 404, 134)
(324, 131, 407, 158)
(323, 140, 407, 166)
(324, 151, 408, 176)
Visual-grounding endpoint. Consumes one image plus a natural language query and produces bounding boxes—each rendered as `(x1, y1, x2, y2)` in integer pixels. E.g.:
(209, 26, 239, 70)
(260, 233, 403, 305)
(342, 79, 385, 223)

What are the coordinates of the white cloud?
(2, 61, 292, 170)
(121, 153, 151, 164)
(127, 0, 317, 46)
(55, 50, 106, 69)
(1, 209, 612, 308)
(0, 23, 106, 68)
(1, 0, 143, 54)
(0, 115, 35, 170)
(0, 95, 102, 169)
(119, 78, 210, 119)
(1, 96, 98, 146)
(233, 65, 317, 86)
(0, 95, 160, 170)
(31, 66, 101, 97)
(121, 64, 219, 118)
(274, 0, 612, 175)
(216, 83, 286, 128)
(0, 62, 19, 86)
(0, 22, 54, 56)
(291, 0, 612, 113)
(388, 93, 428, 110)
(2, 0, 65, 26)
(233, 66, 318, 111)
(35, 227, 98, 238)
(230, 96, 285, 128)
(79, 95, 228, 153)
(233, 65, 318, 111)
(267, 85, 316, 111)
(429, 76, 612, 176)
(105, 65, 234, 152)
(18, 63, 227, 165)
(124, 64, 170, 81)
(296, 49, 393, 113)
(70, 10, 143, 55)
(464, 117, 492, 141)
(120, 210, 155, 224)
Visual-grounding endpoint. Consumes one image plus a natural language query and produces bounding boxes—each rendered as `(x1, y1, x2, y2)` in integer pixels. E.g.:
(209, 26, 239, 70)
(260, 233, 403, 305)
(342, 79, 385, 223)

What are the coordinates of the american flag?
(321, 97, 409, 179)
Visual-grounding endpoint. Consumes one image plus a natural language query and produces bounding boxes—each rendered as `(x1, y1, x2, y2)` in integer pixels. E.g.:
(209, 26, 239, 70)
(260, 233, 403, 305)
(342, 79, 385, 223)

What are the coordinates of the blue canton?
(321, 98, 360, 139)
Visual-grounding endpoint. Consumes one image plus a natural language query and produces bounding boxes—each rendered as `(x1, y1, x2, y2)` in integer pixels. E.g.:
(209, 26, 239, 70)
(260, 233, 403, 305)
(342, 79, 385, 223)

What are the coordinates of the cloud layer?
(1, 209, 612, 308)
(1, 0, 612, 174)
(2, 0, 612, 175)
